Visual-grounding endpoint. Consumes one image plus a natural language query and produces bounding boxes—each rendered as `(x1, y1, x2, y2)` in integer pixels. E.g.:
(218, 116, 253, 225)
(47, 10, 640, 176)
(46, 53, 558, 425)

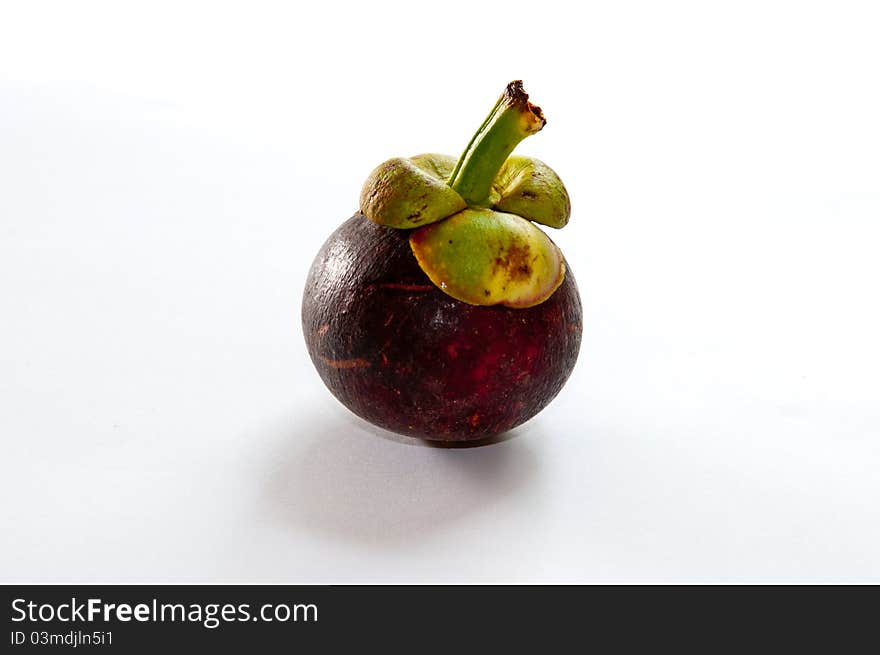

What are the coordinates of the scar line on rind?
(319, 356, 371, 369)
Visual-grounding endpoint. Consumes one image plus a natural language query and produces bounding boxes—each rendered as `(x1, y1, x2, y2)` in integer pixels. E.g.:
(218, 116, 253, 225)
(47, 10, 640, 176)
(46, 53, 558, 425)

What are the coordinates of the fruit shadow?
(263, 409, 543, 546)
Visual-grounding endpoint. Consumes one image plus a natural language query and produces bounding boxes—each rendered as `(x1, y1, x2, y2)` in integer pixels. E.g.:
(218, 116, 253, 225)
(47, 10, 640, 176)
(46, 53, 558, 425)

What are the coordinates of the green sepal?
(409, 208, 565, 308)
(359, 155, 465, 229)
(492, 155, 571, 228)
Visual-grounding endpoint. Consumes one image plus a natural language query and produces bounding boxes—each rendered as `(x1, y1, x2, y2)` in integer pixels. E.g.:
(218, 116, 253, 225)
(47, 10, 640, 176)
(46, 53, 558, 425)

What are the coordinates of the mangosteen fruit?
(302, 81, 582, 442)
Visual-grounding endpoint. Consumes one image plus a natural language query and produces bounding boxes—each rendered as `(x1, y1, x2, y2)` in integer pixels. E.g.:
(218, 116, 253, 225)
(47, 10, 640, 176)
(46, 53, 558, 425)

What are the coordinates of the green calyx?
(410, 208, 565, 308)
(358, 81, 571, 308)
(359, 154, 465, 229)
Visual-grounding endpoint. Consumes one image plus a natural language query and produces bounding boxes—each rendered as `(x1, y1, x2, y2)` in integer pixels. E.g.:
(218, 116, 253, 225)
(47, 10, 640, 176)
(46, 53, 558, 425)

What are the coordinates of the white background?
(2, 1, 878, 583)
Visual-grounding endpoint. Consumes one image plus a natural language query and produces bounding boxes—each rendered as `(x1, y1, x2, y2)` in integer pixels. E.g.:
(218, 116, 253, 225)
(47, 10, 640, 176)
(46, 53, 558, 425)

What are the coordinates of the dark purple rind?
(302, 214, 582, 442)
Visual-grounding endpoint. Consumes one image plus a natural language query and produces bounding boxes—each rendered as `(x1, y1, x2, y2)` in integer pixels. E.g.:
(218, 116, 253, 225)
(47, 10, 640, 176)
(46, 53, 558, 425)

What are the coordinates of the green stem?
(447, 81, 546, 206)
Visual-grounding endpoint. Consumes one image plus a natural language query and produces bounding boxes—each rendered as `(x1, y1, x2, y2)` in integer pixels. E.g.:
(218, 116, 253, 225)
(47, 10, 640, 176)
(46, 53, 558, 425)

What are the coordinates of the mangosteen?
(302, 81, 582, 442)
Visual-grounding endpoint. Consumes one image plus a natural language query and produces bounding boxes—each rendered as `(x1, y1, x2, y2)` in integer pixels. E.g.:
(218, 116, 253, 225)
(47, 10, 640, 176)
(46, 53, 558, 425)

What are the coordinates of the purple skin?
(302, 214, 582, 442)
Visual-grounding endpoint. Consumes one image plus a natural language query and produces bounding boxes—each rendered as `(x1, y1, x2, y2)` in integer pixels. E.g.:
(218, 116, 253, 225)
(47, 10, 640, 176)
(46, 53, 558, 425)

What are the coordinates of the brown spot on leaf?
(407, 202, 430, 223)
(492, 241, 533, 281)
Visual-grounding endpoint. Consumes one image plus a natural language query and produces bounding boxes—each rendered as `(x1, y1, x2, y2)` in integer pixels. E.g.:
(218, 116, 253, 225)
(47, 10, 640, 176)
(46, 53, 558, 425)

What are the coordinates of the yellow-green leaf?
(359, 156, 465, 229)
(410, 153, 458, 181)
(493, 155, 571, 228)
(409, 208, 565, 308)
